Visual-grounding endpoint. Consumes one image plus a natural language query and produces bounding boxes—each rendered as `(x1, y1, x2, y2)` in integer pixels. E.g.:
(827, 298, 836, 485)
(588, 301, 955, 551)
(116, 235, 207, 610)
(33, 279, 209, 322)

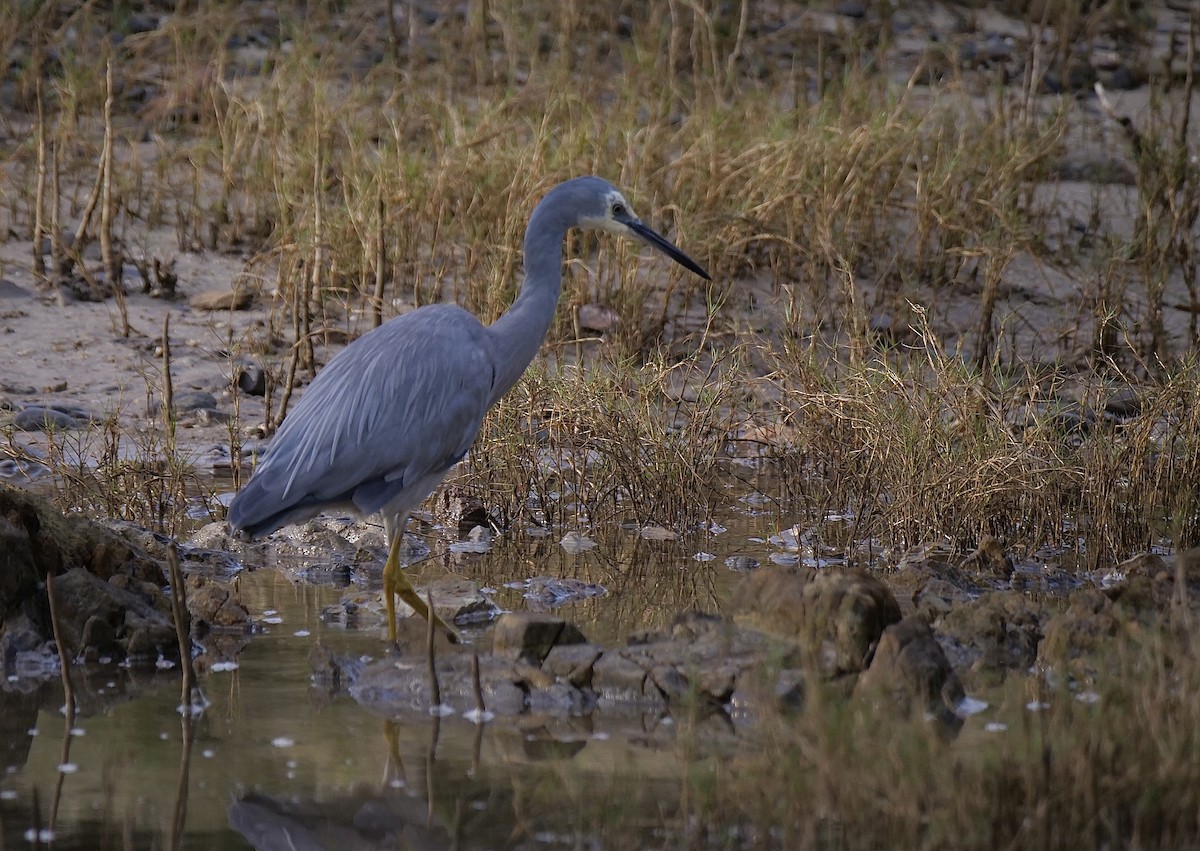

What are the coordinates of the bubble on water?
(293, 630, 311, 638)
(984, 722, 1008, 733)
(271, 737, 295, 748)
(57, 763, 79, 773)
(211, 661, 239, 672)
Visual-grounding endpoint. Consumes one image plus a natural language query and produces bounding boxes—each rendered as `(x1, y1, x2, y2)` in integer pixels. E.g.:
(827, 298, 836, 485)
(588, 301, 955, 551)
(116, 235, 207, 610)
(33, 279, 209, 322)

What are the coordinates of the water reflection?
(0, 503, 782, 849)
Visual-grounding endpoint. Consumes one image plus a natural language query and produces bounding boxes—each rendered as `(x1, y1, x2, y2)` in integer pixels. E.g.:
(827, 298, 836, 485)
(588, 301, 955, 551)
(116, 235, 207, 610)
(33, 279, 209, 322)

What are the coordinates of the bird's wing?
(247, 305, 496, 522)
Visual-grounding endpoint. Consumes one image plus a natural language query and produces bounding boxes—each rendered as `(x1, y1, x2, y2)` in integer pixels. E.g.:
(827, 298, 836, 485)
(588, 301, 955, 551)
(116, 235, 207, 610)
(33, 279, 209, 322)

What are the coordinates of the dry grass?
(3, 4, 1200, 846)
(1, 1, 1196, 554)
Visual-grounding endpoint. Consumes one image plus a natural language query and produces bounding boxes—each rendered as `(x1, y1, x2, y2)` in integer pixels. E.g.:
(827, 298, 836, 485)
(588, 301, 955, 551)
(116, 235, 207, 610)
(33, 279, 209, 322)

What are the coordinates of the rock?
(236, 364, 267, 396)
(542, 643, 603, 689)
(592, 649, 665, 707)
(0, 515, 39, 615)
(348, 651, 532, 716)
(1037, 590, 1118, 677)
(432, 487, 490, 531)
(596, 616, 767, 709)
(0, 279, 30, 299)
(12, 405, 93, 431)
(577, 303, 619, 333)
(959, 535, 1013, 580)
(493, 612, 587, 665)
(0, 613, 48, 679)
(0, 484, 162, 584)
(857, 617, 963, 723)
(186, 575, 251, 629)
(80, 615, 120, 660)
(734, 567, 901, 678)
(420, 578, 500, 625)
(152, 390, 218, 415)
(190, 289, 253, 311)
(52, 567, 178, 663)
(513, 576, 607, 609)
(938, 592, 1044, 677)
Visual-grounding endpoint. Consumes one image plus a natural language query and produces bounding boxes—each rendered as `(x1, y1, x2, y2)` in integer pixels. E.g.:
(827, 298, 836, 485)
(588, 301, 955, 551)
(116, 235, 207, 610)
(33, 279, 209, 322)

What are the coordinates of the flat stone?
(0, 279, 29, 299)
(12, 406, 90, 431)
(492, 612, 587, 664)
(190, 289, 253, 311)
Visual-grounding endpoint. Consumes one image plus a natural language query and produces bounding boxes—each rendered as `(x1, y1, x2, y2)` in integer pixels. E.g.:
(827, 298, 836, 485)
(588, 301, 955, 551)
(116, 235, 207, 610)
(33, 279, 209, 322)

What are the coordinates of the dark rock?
(236, 364, 266, 396)
(858, 617, 963, 723)
(0, 515, 39, 615)
(80, 615, 120, 661)
(0, 279, 30, 298)
(12, 405, 91, 431)
(156, 390, 218, 414)
(51, 567, 178, 663)
(493, 612, 587, 665)
(0, 612, 48, 678)
(433, 487, 490, 531)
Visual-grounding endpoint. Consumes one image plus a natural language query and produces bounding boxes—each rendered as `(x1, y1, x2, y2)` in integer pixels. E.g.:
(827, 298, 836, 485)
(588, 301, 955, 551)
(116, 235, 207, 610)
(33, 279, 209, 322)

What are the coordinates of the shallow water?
(0, 493, 795, 849)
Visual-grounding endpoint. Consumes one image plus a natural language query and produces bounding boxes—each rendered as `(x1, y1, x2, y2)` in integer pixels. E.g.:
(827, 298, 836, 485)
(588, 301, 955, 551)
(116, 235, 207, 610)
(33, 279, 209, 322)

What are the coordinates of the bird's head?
(561, 177, 711, 280)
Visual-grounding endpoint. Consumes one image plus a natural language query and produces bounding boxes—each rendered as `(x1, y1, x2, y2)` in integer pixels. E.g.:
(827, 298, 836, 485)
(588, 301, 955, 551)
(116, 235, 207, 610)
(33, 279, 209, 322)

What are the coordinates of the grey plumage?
(226, 176, 709, 640)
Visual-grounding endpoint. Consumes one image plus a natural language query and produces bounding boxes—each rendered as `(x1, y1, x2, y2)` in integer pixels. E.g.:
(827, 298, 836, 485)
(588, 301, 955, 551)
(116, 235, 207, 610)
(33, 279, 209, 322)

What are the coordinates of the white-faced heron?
(226, 176, 710, 641)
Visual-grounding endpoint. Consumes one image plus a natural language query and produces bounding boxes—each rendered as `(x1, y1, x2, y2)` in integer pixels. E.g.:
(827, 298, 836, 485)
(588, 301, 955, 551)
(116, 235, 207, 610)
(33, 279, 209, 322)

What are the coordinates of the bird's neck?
(485, 211, 568, 404)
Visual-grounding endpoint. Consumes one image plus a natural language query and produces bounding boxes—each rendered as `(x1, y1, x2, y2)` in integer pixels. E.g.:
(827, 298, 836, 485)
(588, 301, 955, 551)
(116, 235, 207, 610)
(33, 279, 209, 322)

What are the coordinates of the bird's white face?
(580, 189, 639, 236)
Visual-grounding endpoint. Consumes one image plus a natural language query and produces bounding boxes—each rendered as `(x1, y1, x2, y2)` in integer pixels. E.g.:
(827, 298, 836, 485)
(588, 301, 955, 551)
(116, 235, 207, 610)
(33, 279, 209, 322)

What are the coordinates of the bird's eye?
(611, 202, 626, 217)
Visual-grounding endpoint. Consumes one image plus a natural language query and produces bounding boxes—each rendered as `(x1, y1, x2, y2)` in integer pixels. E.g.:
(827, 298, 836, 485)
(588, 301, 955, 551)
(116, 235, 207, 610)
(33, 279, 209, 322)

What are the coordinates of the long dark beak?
(629, 220, 711, 280)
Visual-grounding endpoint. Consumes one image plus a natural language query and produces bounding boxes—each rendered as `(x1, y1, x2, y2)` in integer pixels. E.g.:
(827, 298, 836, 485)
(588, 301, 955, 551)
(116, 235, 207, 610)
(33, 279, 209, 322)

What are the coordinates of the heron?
(226, 176, 710, 641)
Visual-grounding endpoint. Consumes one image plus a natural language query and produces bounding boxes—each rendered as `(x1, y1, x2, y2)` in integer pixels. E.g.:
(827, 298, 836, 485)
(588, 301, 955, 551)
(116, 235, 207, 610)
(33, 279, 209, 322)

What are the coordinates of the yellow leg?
(382, 526, 461, 643)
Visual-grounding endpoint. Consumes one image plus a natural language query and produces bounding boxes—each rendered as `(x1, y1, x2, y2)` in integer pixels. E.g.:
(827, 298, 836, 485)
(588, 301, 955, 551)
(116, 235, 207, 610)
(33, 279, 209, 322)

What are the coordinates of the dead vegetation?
(2, 2, 1200, 846)
(1, 0, 1196, 557)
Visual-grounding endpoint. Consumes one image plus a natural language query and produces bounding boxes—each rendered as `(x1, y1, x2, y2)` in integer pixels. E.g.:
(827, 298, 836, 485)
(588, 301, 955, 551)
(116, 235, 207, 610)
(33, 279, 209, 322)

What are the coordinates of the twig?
(372, 183, 386, 329)
(100, 56, 129, 337)
(45, 571, 76, 835)
(162, 313, 175, 444)
(166, 543, 201, 711)
(471, 652, 486, 717)
(45, 572, 75, 717)
(426, 590, 441, 708)
(33, 76, 46, 281)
